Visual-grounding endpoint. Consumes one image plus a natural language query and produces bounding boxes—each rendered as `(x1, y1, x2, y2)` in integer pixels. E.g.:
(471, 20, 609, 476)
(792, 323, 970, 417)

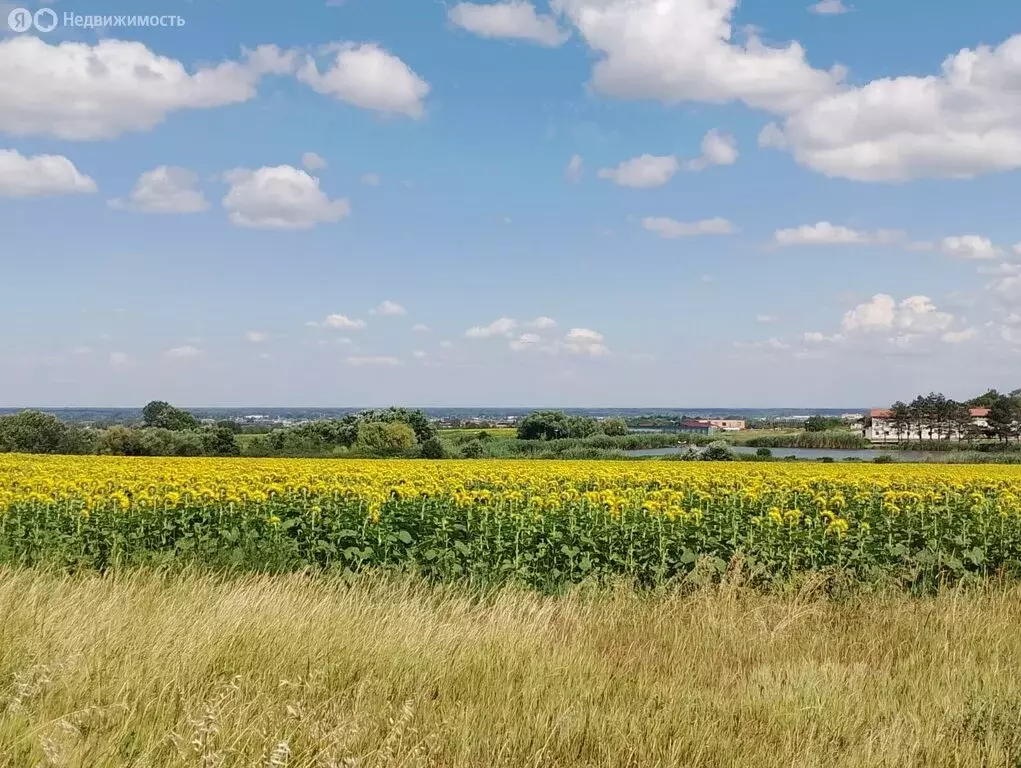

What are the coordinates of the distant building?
(864, 407, 989, 443)
(678, 419, 715, 435)
(707, 419, 745, 431)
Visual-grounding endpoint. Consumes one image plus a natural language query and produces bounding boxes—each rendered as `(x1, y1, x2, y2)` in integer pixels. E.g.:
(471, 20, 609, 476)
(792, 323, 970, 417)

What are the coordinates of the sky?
(2, 0, 1021, 408)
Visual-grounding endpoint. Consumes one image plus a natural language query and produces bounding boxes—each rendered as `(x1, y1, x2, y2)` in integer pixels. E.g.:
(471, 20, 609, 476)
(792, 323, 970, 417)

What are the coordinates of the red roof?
(871, 409, 892, 418)
(970, 408, 990, 417)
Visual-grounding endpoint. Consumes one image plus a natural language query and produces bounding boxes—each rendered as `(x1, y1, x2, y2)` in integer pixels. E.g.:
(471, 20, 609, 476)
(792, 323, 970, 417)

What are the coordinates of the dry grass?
(4, 571, 1021, 766)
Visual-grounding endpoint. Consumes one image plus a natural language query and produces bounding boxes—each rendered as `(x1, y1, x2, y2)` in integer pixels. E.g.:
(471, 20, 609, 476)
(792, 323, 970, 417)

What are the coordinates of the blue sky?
(2, 0, 1021, 407)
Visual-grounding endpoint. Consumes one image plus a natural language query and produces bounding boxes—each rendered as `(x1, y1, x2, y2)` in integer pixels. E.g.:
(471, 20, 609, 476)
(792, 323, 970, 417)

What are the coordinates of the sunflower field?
(3, 454, 1021, 588)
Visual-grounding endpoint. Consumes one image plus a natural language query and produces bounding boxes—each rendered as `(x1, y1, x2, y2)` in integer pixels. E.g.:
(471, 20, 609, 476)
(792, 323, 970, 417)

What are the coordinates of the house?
(707, 419, 746, 431)
(677, 419, 716, 435)
(864, 407, 990, 443)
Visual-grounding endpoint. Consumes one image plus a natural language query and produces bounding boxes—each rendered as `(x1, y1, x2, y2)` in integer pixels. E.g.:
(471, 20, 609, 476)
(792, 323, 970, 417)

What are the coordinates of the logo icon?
(6, 7, 33, 32)
(33, 7, 57, 32)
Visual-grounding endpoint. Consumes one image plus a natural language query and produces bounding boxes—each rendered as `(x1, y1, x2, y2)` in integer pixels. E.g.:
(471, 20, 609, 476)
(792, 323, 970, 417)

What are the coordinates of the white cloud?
(563, 327, 610, 357)
(773, 222, 904, 247)
(361, 173, 381, 186)
(942, 328, 977, 344)
(642, 216, 734, 238)
(756, 314, 778, 323)
(165, 345, 201, 359)
(109, 352, 129, 367)
(297, 43, 429, 119)
(0, 149, 97, 198)
(346, 355, 401, 367)
(319, 314, 367, 330)
(109, 166, 207, 213)
(841, 294, 954, 336)
(465, 317, 518, 338)
(302, 152, 327, 170)
(769, 34, 1021, 181)
(439, 340, 455, 349)
(939, 236, 1001, 261)
(597, 154, 679, 188)
(72, 346, 93, 355)
(565, 154, 583, 182)
(412, 350, 427, 359)
(246, 331, 269, 343)
(222, 165, 350, 230)
(412, 323, 431, 333)
(0, 37, 293, 140)
(687, 129, 738, 171)
(526, 316, 557, 330)
(509, 333, 541, 351)
(808, 0, 849, 14)
(553, 0, 842, 113)
(449, 1, 569, 46)
(371, 300, 406, 316)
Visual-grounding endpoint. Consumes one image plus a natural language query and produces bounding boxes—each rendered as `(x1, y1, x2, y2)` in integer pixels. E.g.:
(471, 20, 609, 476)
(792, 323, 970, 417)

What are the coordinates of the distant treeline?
(876, 389, 1021, 444)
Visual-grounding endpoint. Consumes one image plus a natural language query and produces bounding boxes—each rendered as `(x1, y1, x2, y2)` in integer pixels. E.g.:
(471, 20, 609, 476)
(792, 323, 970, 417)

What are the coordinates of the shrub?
(701, 441, 733, 462)
(356, 421, 418, 457)
(756, 447, 772, 458)
(420, 437, 447, 459)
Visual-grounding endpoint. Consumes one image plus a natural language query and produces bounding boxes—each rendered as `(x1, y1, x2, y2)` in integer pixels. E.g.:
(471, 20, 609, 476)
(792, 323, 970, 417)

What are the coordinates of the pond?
(628, 445, 940, 462)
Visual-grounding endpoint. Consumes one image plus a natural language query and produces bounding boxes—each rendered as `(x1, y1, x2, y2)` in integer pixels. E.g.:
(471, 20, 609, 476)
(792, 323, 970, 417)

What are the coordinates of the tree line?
(879, 390, 1021, 444)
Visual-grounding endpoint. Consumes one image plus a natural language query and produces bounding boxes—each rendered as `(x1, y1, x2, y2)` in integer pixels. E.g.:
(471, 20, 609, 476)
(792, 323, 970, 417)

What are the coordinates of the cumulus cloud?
(245, 331, 268, 343)
(0, 149, 97, 198)
(412, 323, 430, 333)
(318, 314, 367, 330)
(371, 300, 406, 316)
(565, 154, 583, 182)
(526, 316, 557, 330)
(756, 314, 778, 323)
(642, 216, 734, 238)
(297, 43, 429, 119)
(808, 0, 849, 14)
(687, 129, 738, 170)
(939, 235, 1001, 261)
(553, 0, 842, 113)
(109, 352, 130, 367)
(302, 152, 327, 170)
(563, 327, 610, 356)
(597, 154, 679, 188)
(841, 294, 955, 337)
(942, 328, 977, 344)
(767, 34, 1021, 181)
(465, 317, 518, 338)
(449, 1, 569, 46)
(509, 333, 542, 351)
(0, 37, 293, 140)
(772, 222, 905, 247)
(346, 355, 401, 367)
(109, 166, 207, 213)
(222, 165, 350, 229)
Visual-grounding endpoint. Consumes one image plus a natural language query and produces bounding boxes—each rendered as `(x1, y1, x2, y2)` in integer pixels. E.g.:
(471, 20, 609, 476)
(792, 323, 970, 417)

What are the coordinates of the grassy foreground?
(4, 571, 1021, 766)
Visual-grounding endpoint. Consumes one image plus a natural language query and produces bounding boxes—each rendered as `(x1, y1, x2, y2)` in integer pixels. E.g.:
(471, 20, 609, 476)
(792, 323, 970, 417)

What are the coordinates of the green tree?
(141, 401, 199, 431)
(356, 421, 417, 456)
(460, 439, 486, 458)
(96, 426, 149, 456)
(889, 401, 911, 442)
(517, 411, 571, 440)
(986, 396, 1019, 444)
(804, 416, 843, 432)
(201, 426, 240, 457)
(419, 436, 447, 459)
(970, 389, 1003, 408)
(948, 401, 973, 444)
(600, 418, 629, 437)
(0, 411, 89, 454)
(701, 441, 733, 461)
(357, 408, 435, 444)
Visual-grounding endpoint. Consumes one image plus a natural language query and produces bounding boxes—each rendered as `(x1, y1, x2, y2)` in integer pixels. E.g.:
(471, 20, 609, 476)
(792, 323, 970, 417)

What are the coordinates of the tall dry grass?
(4, 570, 1021, 766)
